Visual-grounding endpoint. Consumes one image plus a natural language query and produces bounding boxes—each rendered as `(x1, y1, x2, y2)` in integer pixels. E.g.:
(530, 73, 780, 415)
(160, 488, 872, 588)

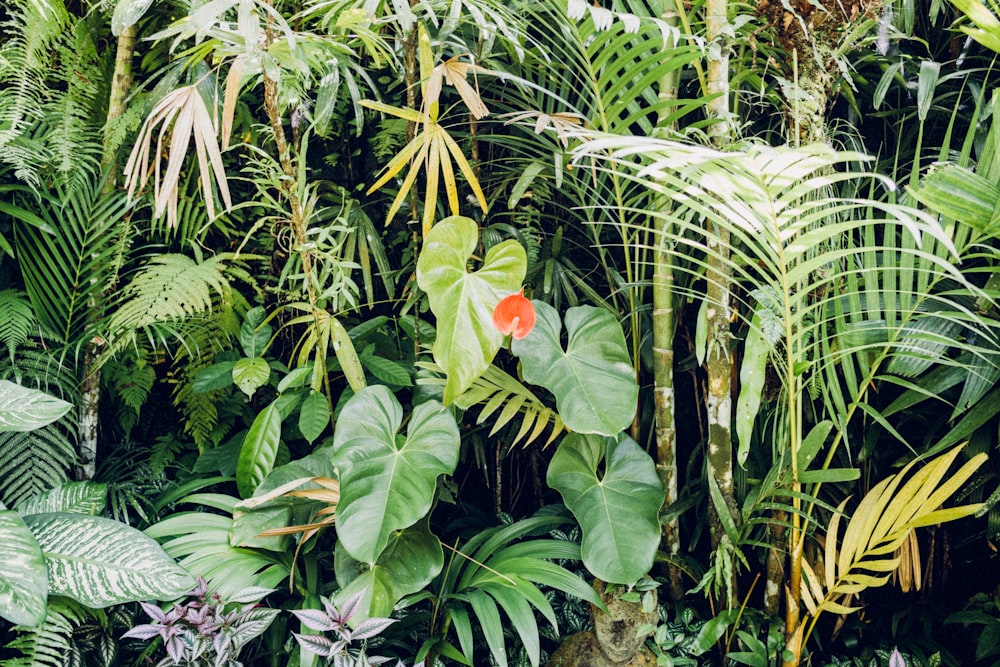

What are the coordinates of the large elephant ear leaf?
(332, 386, 460, 565)
(513, 302, 638, 435)
(334, 519, 444, 621)
(547, 433, 664, 584)
(0, 507, 47, 626)
(22, 513, 195, 607)
(416, 216, 526, 404)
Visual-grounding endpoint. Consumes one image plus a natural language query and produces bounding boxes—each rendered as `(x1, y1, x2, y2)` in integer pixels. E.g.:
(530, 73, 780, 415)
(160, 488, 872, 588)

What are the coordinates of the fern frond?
(149, 435, 185, 477)
(0, 421, 77, 507)
(4, 597, 92, 667)
(40, 18, 105, 184)
(0, 289, 36, 362)
(0, 0, 71, 185)
(107, 352, 156, 412)
(105, 254, 232, 351)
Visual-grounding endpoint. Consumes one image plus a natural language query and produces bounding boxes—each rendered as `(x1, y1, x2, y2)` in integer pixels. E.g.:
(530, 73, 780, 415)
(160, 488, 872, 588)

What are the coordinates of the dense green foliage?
(1, 0, 1000, 666)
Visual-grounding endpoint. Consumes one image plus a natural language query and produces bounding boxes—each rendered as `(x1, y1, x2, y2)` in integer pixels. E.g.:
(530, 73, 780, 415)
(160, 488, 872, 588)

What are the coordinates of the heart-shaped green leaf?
(547, 433, 664, 584)
(334, 519, 444, 621)
(416, 216, 526, 404)
(23, 513, 195, 607)
(512, 302, 637, 435)
(332, 386, 459, 564)
(233, 357, 271, 397)
(0, 508, 47, 626)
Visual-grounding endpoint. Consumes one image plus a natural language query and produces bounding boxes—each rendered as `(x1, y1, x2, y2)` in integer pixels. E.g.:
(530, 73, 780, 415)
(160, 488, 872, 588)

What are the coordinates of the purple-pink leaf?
(164, 633, 188, 663)
(293, 632, 345, 658)
(291, 608, 341, 632)
(120, 624, 163, 641)
(889, 648, 906, 667)
(137, 601, 170, 624)
(336, 590, 364, 624)
(352, 617, 397, 641)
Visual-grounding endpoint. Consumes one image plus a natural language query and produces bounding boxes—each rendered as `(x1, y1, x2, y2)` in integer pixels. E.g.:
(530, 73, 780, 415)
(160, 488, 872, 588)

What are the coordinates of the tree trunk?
(75, 23, 138, 481)
(704, 0, 736, 538)
(652, 1, 684, 601)
(704, 0, 740, 611)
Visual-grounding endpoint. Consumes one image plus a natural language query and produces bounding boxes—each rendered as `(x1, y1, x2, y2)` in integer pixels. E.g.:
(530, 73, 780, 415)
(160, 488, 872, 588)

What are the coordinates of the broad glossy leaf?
(0, 380, 72, 432)
(334, 519, 443, 620)
(237, 403, 282, 498)
(231, 505, 292, 551)
(332, 386, 459, 564)
(23, 513, 194, 607)
(298, 392, 330, 444)
(0, 509, 47, 626)
(240, 306, 271, 358)
(547, 433, 664, 584)
(193, 361, 236, 393)
(416, 216, 526, 403)
(513, 302, 637, 435)
(14, 481, 106, 516)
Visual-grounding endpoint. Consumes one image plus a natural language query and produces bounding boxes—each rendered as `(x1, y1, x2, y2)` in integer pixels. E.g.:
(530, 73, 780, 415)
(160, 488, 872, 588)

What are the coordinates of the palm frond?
(800, 446, 985, 626)
(417, 361, 565, 447)
(0, 346, 79, 507)
(123, 84, 233, 230)
(571, 137, 993, 456)
(11, 177, 131, 347)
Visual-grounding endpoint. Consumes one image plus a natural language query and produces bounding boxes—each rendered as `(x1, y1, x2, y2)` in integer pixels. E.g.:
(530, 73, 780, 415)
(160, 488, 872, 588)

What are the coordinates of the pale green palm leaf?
(572, 136, 992, 457)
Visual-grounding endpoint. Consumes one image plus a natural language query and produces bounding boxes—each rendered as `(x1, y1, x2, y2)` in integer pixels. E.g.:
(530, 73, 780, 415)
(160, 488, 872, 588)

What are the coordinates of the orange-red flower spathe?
(493, 288, 536, 340)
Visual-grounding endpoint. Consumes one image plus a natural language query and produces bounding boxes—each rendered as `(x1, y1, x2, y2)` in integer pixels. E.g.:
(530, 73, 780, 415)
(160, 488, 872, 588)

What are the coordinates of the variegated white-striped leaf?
(22, 513, 194, 607)
(0, 509, 47, 626)
(15, 481, 106, 516)
(0, 380, 72, 433)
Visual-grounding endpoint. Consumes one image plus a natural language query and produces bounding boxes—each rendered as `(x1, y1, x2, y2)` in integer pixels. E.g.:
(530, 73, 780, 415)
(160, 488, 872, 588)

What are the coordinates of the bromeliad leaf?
(332, 386, 459, 565)
(547, 433, 664, 584)
(22, 512, 195, 607)
(512, 302, 638, 435)
(416, 216, 526, 404)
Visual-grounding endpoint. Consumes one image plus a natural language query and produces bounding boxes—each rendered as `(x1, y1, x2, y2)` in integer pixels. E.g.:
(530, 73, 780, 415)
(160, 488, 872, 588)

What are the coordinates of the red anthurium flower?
(493, 288, 536, 340)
